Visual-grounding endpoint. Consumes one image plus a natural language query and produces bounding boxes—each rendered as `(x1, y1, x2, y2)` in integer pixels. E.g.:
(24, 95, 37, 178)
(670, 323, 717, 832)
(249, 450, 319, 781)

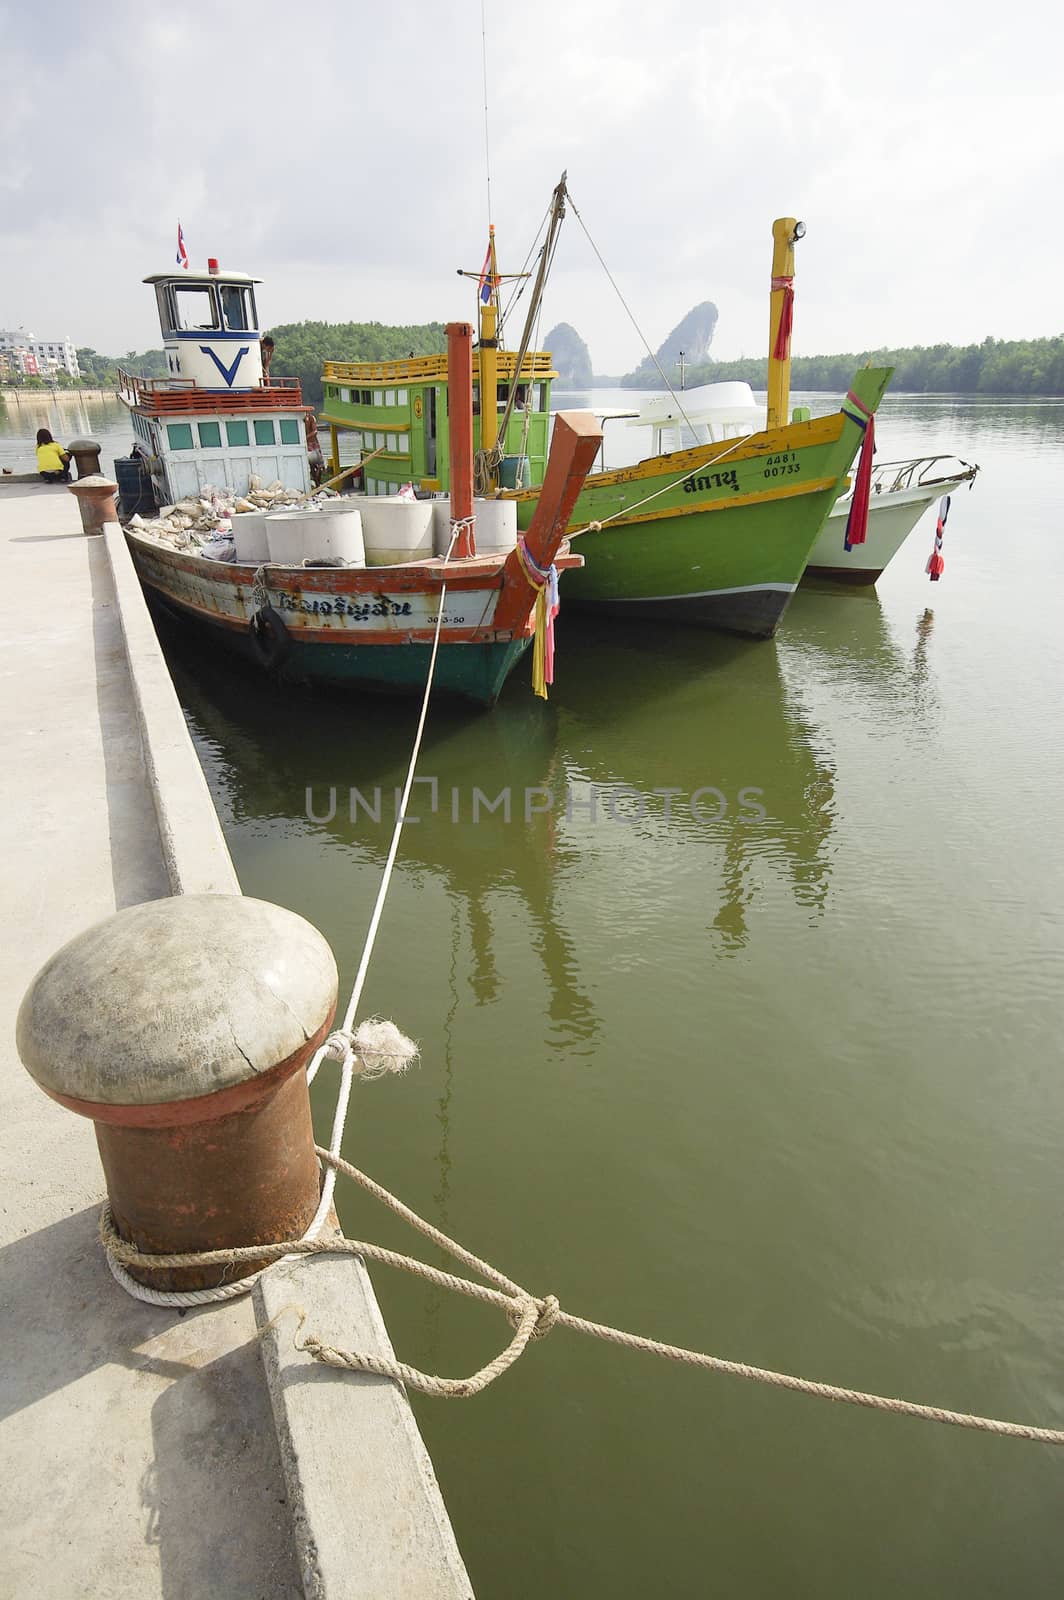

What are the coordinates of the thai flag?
(176, 222, 188, 269)
(477, 238, 493, 304)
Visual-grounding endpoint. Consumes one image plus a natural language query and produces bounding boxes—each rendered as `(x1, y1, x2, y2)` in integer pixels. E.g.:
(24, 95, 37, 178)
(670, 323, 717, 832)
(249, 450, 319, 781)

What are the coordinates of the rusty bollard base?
(16, 895, 339, 1291)
(67, 475, 119, 535)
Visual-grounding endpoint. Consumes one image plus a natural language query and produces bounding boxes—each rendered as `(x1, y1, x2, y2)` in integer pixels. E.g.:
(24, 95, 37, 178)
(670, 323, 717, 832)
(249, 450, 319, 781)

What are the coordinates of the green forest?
(636, 332, 1064, 395)
(264, 320, 448, 405)
(6, 326, 1063, 400)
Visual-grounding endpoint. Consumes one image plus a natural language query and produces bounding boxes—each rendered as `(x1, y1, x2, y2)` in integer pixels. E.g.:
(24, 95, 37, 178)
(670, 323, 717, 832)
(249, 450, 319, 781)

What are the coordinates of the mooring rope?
(99, 1137, 1064, 1446)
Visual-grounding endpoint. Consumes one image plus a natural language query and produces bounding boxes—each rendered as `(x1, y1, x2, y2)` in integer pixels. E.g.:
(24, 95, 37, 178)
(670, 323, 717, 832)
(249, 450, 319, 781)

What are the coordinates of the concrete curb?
(255, 1254, 475, 1600)
(104, 517, 473, 1592)
(103, 519, 240, 896)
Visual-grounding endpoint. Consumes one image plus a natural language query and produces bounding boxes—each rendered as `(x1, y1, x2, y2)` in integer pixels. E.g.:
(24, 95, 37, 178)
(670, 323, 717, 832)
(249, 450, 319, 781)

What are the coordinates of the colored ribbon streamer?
(517, 538, 560, 700)
(842, 390, 875, 551)
(771, 275, 794, 361)
(926, 494, 949, 581)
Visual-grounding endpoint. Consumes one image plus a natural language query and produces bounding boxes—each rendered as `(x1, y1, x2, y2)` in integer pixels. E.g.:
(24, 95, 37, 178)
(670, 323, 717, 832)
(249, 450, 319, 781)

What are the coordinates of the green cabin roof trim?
(320, 350, 557, 493)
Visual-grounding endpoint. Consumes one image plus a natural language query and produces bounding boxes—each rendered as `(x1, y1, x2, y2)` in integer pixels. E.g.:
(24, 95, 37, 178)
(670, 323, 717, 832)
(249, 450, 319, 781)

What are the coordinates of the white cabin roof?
(143, 271, 261, 286)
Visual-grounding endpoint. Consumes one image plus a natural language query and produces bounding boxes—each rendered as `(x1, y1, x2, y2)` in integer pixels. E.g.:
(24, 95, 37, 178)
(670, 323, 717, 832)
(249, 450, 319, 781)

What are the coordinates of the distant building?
(0, 330, 80, 379)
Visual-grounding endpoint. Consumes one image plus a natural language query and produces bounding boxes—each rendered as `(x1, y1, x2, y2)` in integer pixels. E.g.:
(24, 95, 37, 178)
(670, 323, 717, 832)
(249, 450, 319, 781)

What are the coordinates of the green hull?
(517, 368, 892, 638)
(146, 590, 529, 707)
(279, 637, 530, 705)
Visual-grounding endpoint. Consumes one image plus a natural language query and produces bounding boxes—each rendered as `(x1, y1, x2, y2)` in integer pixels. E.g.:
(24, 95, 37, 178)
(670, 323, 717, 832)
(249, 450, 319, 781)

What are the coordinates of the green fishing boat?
(504, 217, 891, 637)
(507, 365, 890, 636)
(319, 198, 892, 638)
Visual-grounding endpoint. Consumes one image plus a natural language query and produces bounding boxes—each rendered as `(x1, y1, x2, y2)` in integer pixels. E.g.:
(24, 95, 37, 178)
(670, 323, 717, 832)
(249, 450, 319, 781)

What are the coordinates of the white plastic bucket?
(232, 510, 270, 564)
(265, 509, 318, 566)
(352, 494, 434, 567)
(432, 496, 518, 557)
(431, 499, 452, 557)
(312, 501, 366, 566)
(472, 497, 518, 553)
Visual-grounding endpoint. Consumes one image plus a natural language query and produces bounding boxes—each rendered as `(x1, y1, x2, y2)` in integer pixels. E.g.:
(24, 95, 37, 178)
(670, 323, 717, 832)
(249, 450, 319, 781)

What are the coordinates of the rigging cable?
(567, 190, 699, 438)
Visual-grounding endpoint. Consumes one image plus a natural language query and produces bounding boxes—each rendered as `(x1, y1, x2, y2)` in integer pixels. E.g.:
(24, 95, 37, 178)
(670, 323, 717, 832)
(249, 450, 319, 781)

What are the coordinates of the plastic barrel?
(265, 509, 319, 566)
(472, 497, 518, 553)
(314, 501, 366, 566)
(232, 511, 270, 564)
(346, 495, 434, 567)
(114, 457, 155, 518)
(498, 455, 531, 490)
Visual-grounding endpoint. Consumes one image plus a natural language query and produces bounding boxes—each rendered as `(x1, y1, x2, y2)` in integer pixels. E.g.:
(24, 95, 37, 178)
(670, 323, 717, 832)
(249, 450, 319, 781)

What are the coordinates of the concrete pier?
(0, 482, 473, 1597)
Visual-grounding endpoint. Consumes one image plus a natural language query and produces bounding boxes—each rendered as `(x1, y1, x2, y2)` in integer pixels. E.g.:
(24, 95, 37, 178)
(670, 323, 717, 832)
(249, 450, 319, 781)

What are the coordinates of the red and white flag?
(176, 221, 188, 269)
(926, 494, 949, 581)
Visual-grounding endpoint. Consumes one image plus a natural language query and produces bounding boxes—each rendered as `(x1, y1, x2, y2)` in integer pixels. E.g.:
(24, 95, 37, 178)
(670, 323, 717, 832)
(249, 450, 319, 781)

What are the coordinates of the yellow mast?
(478, 225, 500, 466)
(767, 217, 805, 430)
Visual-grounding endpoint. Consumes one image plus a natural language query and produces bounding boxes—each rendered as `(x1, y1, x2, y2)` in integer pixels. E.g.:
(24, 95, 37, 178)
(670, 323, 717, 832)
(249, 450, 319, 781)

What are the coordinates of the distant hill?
(544, 322, 593, 388)
(623, 302, 719, 387)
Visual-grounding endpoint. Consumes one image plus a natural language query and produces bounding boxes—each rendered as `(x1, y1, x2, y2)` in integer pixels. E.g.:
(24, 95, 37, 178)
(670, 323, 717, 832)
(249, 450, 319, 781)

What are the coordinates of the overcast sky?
(2, 0, 1060, 373)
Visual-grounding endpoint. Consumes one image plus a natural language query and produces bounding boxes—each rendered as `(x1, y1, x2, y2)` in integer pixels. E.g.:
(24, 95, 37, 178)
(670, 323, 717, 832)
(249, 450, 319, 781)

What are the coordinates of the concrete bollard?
(16, 895, 338, 1292)
(68, 438, 103, 479)
(68, 474, 119, 536)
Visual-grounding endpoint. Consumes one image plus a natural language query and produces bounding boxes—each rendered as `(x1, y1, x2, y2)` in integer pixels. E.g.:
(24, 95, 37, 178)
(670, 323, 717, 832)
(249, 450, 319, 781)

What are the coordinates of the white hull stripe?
(603, 582, 797, 604)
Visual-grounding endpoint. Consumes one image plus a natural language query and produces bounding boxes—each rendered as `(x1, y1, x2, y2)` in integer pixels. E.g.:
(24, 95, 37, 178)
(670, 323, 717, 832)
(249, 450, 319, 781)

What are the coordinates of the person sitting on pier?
(36, 429, 71, 483)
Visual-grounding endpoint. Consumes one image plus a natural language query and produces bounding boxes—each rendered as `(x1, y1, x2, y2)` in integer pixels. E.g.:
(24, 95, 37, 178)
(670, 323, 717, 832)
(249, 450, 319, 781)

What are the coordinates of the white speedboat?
(808, 455, 979, 584)
(592, 387, 979, 587)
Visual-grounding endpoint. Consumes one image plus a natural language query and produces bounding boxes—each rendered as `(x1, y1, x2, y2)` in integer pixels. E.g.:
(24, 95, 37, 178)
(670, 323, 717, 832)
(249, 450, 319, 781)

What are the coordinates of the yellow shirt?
(37, 442, 67, 473)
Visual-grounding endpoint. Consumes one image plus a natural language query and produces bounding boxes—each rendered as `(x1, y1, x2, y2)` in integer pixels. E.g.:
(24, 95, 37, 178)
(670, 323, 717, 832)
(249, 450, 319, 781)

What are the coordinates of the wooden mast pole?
(767, 217, 804, 430)
(446, 322, 476, 557)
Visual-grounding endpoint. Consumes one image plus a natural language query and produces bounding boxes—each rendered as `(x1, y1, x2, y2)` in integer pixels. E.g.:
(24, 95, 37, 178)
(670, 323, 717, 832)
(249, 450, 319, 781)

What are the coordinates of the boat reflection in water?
(540, 615, 840, 954)
(165, 592, 914, 990)
(163, 625, 598, 1044)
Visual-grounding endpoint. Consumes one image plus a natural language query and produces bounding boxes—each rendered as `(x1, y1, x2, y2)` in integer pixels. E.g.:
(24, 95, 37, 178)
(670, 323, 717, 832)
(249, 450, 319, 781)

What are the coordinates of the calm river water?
(4, 387, 1063, 1595)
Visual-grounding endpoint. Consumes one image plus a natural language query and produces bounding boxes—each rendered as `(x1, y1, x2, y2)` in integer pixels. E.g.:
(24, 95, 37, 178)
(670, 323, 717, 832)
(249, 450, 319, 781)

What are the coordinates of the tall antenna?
(481, 0, 493, 227)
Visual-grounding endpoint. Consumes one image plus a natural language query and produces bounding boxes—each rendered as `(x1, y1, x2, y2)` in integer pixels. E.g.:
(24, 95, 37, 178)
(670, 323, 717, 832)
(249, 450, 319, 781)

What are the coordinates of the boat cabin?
(320, 350, 556, 496)
(117, 258, 311, 506)
(147, 263, 264, 391)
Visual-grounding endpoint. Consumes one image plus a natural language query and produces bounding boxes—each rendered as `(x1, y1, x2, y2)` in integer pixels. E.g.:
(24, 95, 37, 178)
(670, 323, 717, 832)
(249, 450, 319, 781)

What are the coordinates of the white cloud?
(1, 0, 1060, 371)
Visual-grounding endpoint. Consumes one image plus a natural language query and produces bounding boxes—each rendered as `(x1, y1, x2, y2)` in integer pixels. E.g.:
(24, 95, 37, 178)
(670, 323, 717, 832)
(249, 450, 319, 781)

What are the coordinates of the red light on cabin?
(208, 258, 219, 274)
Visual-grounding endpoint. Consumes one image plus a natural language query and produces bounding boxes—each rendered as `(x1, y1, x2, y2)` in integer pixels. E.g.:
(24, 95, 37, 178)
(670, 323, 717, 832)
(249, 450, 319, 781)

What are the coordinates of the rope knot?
(322, 1019, 420, 1079)
(323, 1030, 352, 1063)
(507, 1293, 560, 1341)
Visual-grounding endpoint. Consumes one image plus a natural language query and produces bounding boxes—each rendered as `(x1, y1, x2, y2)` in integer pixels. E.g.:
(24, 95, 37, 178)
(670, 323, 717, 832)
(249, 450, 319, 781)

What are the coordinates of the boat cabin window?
(220, 283, 256, 332)
(497, 381, 544, 412)
(169, 284, 220, 332)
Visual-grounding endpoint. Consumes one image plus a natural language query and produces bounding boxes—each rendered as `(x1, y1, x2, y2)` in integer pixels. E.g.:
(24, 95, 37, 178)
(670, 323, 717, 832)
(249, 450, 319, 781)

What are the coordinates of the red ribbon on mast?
(771, 275, 794, 360)
(842, 389, 875, 551)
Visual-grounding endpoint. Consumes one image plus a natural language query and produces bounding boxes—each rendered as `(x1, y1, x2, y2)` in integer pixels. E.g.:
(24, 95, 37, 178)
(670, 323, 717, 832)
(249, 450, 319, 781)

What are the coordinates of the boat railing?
(869, 455, 979, 494)
(118, 367, 304, 413)
(323, 351, 557, 385)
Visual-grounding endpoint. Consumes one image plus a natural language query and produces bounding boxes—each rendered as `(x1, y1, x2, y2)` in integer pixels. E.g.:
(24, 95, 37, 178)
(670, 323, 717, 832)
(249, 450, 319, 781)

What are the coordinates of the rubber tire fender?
(249, 603, 291, 671)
